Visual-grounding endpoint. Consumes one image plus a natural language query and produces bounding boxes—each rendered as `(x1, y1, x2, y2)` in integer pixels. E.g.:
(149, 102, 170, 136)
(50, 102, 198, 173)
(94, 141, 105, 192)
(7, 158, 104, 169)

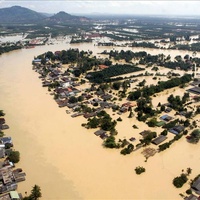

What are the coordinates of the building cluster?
(0, 117, 25, 200)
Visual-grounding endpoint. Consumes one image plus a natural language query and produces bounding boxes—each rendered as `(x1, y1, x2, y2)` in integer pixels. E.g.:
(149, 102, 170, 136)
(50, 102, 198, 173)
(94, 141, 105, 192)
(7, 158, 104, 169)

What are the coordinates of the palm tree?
(29, 185, 42, 200)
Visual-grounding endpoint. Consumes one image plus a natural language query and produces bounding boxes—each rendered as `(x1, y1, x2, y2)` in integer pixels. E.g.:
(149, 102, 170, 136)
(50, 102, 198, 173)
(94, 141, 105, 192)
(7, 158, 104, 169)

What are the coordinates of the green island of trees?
(0, 43, 22, 55)
(173, 174, 188, 188)
(187, 129, 200, 143)
(120, 144, 134, 155)
(87, 64, 144, 83)
(173, 168, 192, 188)
(135, 166, 146, 175)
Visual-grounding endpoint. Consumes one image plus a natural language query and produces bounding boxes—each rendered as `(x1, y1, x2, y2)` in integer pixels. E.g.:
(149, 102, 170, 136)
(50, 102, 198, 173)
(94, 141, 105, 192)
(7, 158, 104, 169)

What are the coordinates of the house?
(165, 107, 172, 113)
(0, 119, 5, 125)
(0, 137, 13, 146)
(42, 80, 52, 87)
(32, 58, 41, 63)
(0, 193, 12, 200)
(190, 80, 200, 86)
(160, 114, 173, 122)
(100, 102, 112, 109)
(119, 107, 128, 113)
(56, 99, 68, 108)
(84, 112, 97, 119)
(192, 177, 200, 195)
(129, 137, 136, 142)
(9, 191, 20, 200)
(99, 65, 109, 70)
(184, 194, 198, 200)
(101, 94, 112, 101)
(0, 124, 9, 130)
(0, 147, 5, 158)
(71, 113, 83, 118)
(187, 87, 200, 95)
(94, 130, 108, 139)
(122, 102, 136, 108)
(139, 130, 151, 138)
(99, 132, 108, 139)
(155, 121, 166, 127)
(152, 135, 167, 145)
(169, 125, 185, 135)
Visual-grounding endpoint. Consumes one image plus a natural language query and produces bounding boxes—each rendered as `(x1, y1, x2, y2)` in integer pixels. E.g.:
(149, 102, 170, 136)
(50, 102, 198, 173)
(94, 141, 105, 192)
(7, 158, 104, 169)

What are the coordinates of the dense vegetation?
(87, 64, 144, 83)
(84, 111, 117, 132)
(0, 44, 22, 55)
(130, 42, 158, 49)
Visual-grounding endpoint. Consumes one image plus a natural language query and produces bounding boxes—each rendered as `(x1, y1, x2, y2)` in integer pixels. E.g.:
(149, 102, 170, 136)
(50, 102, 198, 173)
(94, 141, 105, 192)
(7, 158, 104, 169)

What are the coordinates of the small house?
(99, 65, 109, 70)
(0, 118, 5, 125)
(192, 176, 200, 195)
(160, 115, 173, 122)
(94, 130, 108, 139)
(9, 191, 20, 200)
(139, 130, 151, 138)
(169, 125, 185, 135)
(187, 87, 200, 95)
(152, 135, 167, 145)
(0, 147, 5, 158)
(0, 137, 13, 146)
(119, 107, 128, 113)
(184, 194, 198, 200)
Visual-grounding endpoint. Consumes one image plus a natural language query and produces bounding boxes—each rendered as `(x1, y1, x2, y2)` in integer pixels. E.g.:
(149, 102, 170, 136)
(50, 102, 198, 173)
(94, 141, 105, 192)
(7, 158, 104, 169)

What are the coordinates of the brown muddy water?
(0, 43, 200, 199)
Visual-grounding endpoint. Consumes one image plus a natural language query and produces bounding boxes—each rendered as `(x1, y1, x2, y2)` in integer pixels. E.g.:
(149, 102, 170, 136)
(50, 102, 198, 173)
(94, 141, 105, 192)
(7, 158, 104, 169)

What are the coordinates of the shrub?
(117, 117, 122, 122)
(135, 166, 145, 175)
(173, 174, 188, 188)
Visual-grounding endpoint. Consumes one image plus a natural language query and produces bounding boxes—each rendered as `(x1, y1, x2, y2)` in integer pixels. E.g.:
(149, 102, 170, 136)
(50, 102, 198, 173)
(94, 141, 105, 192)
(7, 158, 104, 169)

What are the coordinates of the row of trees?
(128, 74, 192, 101)
(0, 44, 22, 55)
(87, 64, 144, 83)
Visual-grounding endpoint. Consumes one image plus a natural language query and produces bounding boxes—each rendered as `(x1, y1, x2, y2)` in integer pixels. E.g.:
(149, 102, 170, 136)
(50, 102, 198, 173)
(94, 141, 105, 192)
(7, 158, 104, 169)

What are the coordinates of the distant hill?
(0, 6, 46, 23)
(46, 11, 90, 23)
(0, 6, 90, 24)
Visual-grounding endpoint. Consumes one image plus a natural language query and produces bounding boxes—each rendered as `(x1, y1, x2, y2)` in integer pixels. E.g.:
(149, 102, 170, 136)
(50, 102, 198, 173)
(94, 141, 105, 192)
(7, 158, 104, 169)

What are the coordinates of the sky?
(0, 1, 200, 16)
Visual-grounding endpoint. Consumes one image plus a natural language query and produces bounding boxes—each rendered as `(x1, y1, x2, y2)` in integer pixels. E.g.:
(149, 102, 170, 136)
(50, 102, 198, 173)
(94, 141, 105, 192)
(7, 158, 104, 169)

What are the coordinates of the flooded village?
(2, 4, 200, 200)
(30, 45, 200, 200)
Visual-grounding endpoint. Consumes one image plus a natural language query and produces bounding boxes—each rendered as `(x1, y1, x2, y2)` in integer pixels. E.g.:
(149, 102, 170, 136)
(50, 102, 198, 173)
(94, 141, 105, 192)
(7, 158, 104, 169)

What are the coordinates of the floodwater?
(0, 43, 200, 199)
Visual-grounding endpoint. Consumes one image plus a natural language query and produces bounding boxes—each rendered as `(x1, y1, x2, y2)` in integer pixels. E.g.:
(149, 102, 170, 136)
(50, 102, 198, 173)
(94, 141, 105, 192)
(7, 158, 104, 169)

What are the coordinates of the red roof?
(99, 65, 108, 70)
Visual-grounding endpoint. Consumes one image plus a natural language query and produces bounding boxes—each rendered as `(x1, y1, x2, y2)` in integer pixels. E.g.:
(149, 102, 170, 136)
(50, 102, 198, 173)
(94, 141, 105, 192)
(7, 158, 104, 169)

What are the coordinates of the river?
(0, 42, 200, 199)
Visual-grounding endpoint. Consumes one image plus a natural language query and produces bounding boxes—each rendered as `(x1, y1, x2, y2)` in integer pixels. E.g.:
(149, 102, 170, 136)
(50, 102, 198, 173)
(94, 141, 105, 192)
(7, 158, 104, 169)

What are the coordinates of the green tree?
(29, 185, 42, 200)
(135, 166, 145, 175)
(68, 96, 78, 104)
(103, 136, 117, 148)
(112, 82, 121, 90)
(173, 174, 188, 188)
(8, 151, 20, 163)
